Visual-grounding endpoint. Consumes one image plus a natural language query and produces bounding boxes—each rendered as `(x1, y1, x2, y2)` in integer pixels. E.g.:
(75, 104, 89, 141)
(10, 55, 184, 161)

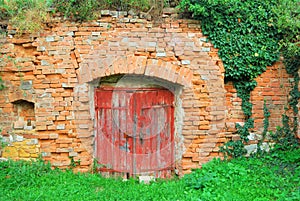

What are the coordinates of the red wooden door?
(95, 87, 174, 178)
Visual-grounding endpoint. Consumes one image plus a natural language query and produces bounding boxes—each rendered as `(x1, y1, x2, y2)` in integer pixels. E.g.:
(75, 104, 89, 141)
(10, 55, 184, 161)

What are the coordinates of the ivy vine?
(256, 100, 270, 156)
(0, 77, 4, 90)
(179, 0, 299, 157)
(276, 0, 300, 138)
(283, 49, 300, 135)
(179, 0, 279, 81)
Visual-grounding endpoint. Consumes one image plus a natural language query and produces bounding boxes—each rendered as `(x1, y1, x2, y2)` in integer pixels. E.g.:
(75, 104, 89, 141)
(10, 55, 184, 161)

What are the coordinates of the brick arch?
(77, 53, 193, 87)
(75, 46, 227, 174)
(72, 22, 228, 174)
(8, 89, 35, 104)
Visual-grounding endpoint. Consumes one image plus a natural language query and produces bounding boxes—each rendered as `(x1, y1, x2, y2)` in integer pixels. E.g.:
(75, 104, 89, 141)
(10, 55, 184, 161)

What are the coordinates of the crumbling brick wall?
(0, 10, 294, 174)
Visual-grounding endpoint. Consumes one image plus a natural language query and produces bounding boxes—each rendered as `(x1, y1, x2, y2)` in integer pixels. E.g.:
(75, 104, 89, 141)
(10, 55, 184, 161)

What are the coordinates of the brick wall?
(0, 11, 296, 175)
(225, 62, 293, 134)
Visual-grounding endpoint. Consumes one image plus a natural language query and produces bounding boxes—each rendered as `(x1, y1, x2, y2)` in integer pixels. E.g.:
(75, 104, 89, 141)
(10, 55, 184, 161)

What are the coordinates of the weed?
(0, 0, 50, 35)
(0, 150, 299, 200)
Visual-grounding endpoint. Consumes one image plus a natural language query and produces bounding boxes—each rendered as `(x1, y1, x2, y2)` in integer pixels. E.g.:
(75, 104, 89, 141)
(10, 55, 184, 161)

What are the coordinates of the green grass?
(0, 149, 299, 201)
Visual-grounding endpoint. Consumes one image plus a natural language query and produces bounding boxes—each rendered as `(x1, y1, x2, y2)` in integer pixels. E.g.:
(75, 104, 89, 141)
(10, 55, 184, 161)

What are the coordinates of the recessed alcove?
(12, 100, 35, 130)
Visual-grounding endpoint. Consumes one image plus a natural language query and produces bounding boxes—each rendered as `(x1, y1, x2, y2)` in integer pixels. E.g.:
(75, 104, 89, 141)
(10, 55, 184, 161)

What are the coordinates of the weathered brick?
(0, 14, 294, 177)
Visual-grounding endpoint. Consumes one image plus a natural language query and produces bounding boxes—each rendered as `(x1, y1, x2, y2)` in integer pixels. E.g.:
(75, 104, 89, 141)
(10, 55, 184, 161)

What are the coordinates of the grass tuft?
(0, 149, 299, 200)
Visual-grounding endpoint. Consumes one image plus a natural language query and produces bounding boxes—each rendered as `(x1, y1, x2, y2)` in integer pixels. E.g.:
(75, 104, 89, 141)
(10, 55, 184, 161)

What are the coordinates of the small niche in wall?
(12, 100, 35, 130)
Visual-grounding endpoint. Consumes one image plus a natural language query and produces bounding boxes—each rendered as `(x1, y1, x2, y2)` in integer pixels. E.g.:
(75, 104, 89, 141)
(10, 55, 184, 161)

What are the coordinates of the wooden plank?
(95, 87, 175, 178)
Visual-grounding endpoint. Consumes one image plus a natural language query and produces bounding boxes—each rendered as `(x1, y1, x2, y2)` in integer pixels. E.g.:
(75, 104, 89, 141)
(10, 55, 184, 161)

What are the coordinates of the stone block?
(67, 32, 74, 36)
(69, 152, 78, 157)
(41, 60, 50, 66)
(99, 23, 110, 28)
(245, 144, 257, 156)
(20, 80, 32, 90)
(110, 11, 118, 17)
(55, 69, 65, 74)
(163, 8, 178, 15)
(30, 153, 39, 158)
(15, 135, 24, 142)
(202, 47, 210, 52)
(147, 42, 157, 47)
(139, 176, 155, 184)
(100, 10, 110, 15)
(23, 122, 33, 130)
(91, 32, 101, 36)
(157, 52, 166, 57)
(56, 124, 66, 130)
(37, 46, 46, 52)
(3, 146, 19, 158)
(247, 133, 257, 141)
(41, 152, 51, 157)
(118, 11, 127, 16)
(26, 139, 38, 145)
(182, 60, 191, 65)
(46, 36, 55, 42)
(14, 121, 25, 130)
(19, 148, 30, 158)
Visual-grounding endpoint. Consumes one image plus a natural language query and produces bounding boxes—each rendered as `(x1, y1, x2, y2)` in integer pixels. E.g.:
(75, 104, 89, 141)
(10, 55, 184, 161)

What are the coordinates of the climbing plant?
(0, 0, 174, 28)
(0, 77, 4, 90)
(179, 0, 279, 81)
(52, 0, 100, 21)
(275, 0, 300, 137)
(179, 0, 280, 157)
(254, 100, 270, 156)
(52, 0, 165, 21)
(0, 0, 51, 34)
(283, 49, 300, 135)
(0, 32, 5, 90)
(179, 0, 299, 157)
